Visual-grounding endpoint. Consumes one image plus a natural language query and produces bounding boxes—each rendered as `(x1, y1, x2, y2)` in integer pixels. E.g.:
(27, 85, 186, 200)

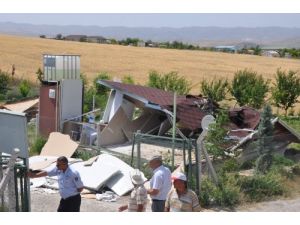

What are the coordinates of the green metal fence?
(0, 155, 30, 212)
(131, 131, 200, 195)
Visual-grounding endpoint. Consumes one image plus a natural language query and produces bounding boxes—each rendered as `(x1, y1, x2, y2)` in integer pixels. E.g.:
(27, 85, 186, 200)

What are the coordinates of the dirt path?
(30, 189, 151, 212)
(236, 196, 300, 212)
(30, 189, 300, 212)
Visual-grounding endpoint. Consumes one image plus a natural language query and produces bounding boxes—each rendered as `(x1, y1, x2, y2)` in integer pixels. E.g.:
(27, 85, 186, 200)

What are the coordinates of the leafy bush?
(30, 136, 47, 155)
(147, 70, 191, 95)
(205, 110, 230, 160)
(230, 69, 269, 109)
(214, 183, 240, 207)
(0, 70, 10, 95)
(199, 176, 240, 208)
(239, 159, 255, 170)
(272, 154, 295, 167)
(271, 69, 300, 116)
(221, 158, 240, 173)
(238, 173, 284, 202)
(122, 75, 135, 84)
(72, 150, 94, 161)
(93, 72, 111, 94)
(291, 163, 300, 175)
(19, 79, 31, 97)
(200, 78, 229, 102)
(199, 178, 216, 207)
(5, 87, 22, 101)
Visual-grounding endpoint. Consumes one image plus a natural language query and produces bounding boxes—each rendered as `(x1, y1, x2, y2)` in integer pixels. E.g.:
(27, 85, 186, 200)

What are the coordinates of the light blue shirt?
(47, 165, 83, 199)
(150, 165, 172, 200)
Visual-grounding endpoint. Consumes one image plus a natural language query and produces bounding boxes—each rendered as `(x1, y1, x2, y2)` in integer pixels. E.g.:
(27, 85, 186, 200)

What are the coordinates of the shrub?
(239, 159, 255, 170)
(291, 163, 300, 175)
(214, 183, 240, 207)
(30, 136, 47, 155)
(272, 154, 295, 167)
(221, 158, 240, 173)
(0, 70, 10, 95)
(122, 75, 135, 84)
(199, 178, 216, 207)
(5, 87, 22, 101)
(93, 72, 111, 94)
(19, 79, 31, 97)
(230, 69, 269, 109)
(147, 70, 191, 95)
(200, 78, 229, 102)
(271, 69, 300, 116)
(199, 175, 240, 208)
(205, 110, 230, 160)
(72, 150, 94, 161)
(238, 173, 284, 202)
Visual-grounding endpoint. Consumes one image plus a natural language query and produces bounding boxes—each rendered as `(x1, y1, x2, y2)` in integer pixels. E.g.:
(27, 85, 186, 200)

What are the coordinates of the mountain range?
(1, 22, 300, 48)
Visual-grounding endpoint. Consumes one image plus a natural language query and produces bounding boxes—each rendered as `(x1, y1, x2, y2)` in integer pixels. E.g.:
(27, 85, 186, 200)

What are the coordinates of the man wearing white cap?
(118, 169, 148, 212)
(165, 172, 201, 212)
(147, 155, 172, 212)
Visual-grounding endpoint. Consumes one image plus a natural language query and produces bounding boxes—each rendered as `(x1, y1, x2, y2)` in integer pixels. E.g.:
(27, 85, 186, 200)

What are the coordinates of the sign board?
(0, 110, 29, 158)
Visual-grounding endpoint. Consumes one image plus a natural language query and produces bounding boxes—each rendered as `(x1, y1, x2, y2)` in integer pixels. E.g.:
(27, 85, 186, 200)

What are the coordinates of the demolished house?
(97, 80, 218, 146)
(227, 106, 300, 162)
(0, 98, 39, 122)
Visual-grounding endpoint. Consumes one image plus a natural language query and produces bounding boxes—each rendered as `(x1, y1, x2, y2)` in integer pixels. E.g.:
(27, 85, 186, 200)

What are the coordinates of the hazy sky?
(0, 13, 300, 28)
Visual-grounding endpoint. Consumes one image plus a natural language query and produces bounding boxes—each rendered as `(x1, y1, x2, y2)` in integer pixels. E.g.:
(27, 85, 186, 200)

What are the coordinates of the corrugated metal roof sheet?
(98, 80, 213, 132)
(3, 98, 39, 113)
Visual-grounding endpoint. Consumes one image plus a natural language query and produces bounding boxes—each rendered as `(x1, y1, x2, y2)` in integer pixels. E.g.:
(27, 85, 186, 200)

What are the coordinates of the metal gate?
(0, 153, 30, 212)
(131, 132, 200, 195)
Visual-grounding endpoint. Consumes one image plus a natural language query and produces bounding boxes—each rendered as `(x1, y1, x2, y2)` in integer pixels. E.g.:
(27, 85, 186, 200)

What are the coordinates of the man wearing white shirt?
(147, 155, 172, 212)
(28, 156, 84, 212)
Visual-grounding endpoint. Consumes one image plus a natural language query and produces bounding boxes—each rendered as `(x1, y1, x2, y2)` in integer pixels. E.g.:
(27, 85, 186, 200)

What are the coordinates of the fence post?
(0, 149, 19, 212)
(171, 92, 177, 170)
(130, 133, 136, 167)
(136, 130, 141, 170)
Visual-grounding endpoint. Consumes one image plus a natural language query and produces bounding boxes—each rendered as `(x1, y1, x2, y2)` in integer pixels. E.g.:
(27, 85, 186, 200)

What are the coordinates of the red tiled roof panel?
(101, 80, 209, 131)
(101, 80, 187, 106)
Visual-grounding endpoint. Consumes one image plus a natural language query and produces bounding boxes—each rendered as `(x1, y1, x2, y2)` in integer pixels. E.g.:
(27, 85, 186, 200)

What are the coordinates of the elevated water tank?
(43, 54, 80, 81)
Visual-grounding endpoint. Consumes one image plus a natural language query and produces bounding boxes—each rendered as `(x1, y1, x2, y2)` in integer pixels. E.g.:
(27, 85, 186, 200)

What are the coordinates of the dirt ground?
(30, 189, 151, 212)
(30, 188, 300, 212)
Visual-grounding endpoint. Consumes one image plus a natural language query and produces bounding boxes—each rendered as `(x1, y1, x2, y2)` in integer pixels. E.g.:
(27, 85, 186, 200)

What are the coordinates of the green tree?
(80, 73, 88, 89)
(200, 79, 229, 102)
(56, 33, 63, 40)
(251, 45, 262, 55)
(0, 70, 10, 95)
(271, 69, 300, 116)
(147, 70, 164, 89)
(122, 75, 135, 84)
(230, 69, 269, 109)
(19, 80, 31, 97)
(255, 104, 274, 174)
(36, 67, 44, 83)
(205, 110, 230, 160)
(147, 70, 191, 95)
(93, 72, 111, 95)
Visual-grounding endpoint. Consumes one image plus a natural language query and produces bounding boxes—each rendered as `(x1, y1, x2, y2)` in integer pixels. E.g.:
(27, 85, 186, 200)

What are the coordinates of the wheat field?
(1, 34, 300, 94)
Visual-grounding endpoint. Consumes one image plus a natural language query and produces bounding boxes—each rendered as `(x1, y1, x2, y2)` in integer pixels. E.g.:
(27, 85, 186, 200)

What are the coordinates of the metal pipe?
(171, 92, 177, 170)
(136, 130, 141, 170)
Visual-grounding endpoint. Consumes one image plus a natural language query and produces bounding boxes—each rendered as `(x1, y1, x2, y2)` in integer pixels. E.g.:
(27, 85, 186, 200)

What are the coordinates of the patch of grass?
(72, 149, 95, 161)
(238, 173, 284, 202)
(281, 116, 300, 133)
(199, 174, 240, 208)
(220, 158, 240, 173)
(272, 154, 295, 167)
(30, 136, 47, 156)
